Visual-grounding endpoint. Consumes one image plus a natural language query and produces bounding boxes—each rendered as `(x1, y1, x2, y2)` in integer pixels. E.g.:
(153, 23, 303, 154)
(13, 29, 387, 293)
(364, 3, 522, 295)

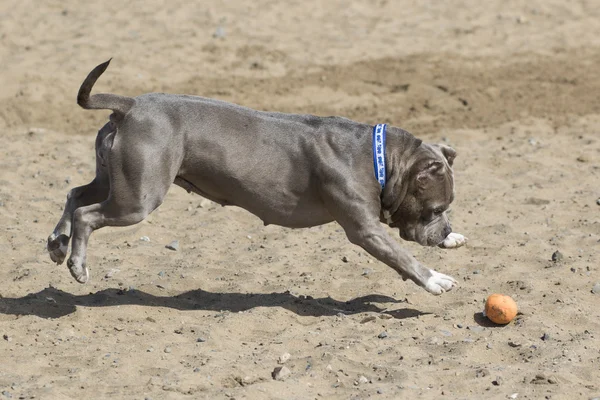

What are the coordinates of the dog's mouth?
(399, 225, 449, 247)
(399, 228, 429, 247)
(398, 228, 411, 242)
(427, 231, 452, 247)
(433, 236, 448, 247)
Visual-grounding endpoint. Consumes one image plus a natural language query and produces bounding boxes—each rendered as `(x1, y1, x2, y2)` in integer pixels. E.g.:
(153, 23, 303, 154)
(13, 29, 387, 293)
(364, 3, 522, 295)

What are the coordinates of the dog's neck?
(379, 127, 422, 224)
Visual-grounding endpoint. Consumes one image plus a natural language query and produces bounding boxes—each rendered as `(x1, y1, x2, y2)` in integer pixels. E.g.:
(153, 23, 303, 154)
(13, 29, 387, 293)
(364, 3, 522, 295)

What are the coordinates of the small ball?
(484, 294, 518, 324)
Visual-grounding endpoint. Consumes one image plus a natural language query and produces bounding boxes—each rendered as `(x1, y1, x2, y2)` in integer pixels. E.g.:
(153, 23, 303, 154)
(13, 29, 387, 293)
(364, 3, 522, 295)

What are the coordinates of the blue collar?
(372, 124, 387, 188)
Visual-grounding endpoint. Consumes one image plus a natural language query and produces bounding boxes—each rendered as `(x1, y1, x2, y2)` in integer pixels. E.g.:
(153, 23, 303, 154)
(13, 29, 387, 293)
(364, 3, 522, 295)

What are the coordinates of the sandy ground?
(1, 1, 600, 399)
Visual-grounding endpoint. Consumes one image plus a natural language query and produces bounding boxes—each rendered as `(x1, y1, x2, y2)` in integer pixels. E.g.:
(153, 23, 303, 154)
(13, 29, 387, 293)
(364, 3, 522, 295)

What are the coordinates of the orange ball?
(484, 294, 518, 324)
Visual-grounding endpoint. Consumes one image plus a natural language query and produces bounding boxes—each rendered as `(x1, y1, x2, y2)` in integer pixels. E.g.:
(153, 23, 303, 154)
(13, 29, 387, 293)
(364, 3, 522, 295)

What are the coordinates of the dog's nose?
(443, 225, 452, 238)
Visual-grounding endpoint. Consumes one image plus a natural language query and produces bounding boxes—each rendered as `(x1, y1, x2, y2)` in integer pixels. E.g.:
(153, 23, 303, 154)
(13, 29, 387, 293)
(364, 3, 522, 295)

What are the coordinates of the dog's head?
(388, 143, 456, 247)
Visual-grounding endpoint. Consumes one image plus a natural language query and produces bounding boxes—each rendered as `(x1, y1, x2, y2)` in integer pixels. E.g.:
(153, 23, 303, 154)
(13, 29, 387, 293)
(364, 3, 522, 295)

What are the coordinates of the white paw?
(440, 232, 468, 249)
(425, 270, 458, 295)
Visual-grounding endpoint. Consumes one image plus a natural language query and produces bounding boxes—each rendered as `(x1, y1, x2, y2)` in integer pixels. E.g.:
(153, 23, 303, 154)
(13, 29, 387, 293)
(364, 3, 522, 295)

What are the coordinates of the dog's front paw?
(47, 233, 69, 265)
(425, 270, 457, 295)
(439, 232, 468, 249)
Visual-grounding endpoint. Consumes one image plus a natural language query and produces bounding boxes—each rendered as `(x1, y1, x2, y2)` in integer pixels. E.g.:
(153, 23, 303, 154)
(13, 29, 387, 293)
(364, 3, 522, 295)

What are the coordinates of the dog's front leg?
(321, 170, 457, 295)
(344, 223, 457, 295)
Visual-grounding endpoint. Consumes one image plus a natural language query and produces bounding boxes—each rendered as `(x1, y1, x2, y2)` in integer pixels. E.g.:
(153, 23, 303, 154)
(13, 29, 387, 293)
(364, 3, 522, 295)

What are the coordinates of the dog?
(47, 60, 467, 295)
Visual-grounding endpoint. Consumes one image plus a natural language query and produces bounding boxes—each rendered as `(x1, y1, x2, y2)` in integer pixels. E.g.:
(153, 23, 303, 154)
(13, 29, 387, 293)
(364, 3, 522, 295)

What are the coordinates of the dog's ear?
(435, 144, 457, 167)
(416, 160, 444, 189)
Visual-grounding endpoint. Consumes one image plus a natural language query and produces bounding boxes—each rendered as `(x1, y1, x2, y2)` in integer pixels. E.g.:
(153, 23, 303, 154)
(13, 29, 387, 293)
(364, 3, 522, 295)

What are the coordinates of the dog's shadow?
(0, 286, 429, 320)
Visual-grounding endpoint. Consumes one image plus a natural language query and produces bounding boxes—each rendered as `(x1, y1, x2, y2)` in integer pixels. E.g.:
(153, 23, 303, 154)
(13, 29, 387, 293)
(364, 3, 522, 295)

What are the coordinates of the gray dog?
(47, 60, 467, 295)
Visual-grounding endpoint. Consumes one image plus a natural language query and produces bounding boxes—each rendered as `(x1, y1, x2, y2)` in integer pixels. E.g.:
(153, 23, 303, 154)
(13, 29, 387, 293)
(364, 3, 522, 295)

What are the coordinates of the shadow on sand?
(0, 286, 430, 320)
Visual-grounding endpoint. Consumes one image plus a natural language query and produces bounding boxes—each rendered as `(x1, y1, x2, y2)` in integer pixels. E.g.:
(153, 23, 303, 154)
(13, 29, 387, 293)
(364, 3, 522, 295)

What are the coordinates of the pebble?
(358, 375, 369, 384)
(104, 268, 119, 279)
(377, 389, 384, 394)
(193, 368, 200, 373)
(475, 368, 489, 378)
(199, 199, 213, 208)
(486, 343, 493, 350)
(509, 393, 519, 399)
(596, 198, 600, 206)
(440, 330, 453, 337)
(164, 347, 172, 353)
(551, 250, 563, 262)
(158, 271, 165, 277)
(362, 268, 372, 276)
(278, 352, 291, 364)
(341, 256, 349, 263)
(467, 326, 484, 333)
(3, 334, 10, 342)
(492, 376, 502, 386)
(592, 283, 600, 294)
(213, 26, 226, 39)
(272, 366, 291, 381)
(508, 341, 522, 348)
(166, 240, 179, 251)
(516, 15, 527, 24)
(140, 236, 150, 242)
(530, 373, 557, 384)
(378, 331, 388, 339)
(427, 337, 440, 345)
(1, 391, 12, 398)
(541, 333, 551, 341)
(196, 337, 206, 343)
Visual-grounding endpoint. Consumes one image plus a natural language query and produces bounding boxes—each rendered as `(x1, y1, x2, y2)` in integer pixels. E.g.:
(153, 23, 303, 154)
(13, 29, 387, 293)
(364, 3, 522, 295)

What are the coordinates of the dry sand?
(1, 1, 600, 399)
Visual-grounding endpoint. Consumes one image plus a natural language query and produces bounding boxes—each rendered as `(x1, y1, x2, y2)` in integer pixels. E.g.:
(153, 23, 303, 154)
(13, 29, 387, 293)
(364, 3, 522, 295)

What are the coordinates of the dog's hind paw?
(67, 258, 89, 283)
(425, 270, 457, 295)
(47, 233, 69, 265)
(439, 232, 468, 249)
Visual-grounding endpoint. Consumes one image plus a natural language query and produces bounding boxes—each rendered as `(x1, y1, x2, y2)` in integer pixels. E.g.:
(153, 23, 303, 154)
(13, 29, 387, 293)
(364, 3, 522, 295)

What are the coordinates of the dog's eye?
(433, 208, 444, 215)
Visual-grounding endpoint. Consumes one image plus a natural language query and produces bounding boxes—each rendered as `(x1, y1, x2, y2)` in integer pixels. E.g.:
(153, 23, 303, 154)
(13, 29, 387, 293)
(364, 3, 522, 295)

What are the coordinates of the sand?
(1, 1, 599, 399)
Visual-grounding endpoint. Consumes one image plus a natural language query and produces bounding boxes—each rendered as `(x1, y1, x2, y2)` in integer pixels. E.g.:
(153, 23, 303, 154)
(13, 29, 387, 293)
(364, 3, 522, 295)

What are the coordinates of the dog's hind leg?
(47, 179, 109, 264)
(47, 122, 113, 264)
(66, 199, 152, 283)
(65, 127, 179, 283)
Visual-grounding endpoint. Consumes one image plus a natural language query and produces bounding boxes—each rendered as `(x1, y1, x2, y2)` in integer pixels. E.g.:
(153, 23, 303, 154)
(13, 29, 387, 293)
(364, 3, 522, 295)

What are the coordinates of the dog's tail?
(77, 59, 134, 116)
